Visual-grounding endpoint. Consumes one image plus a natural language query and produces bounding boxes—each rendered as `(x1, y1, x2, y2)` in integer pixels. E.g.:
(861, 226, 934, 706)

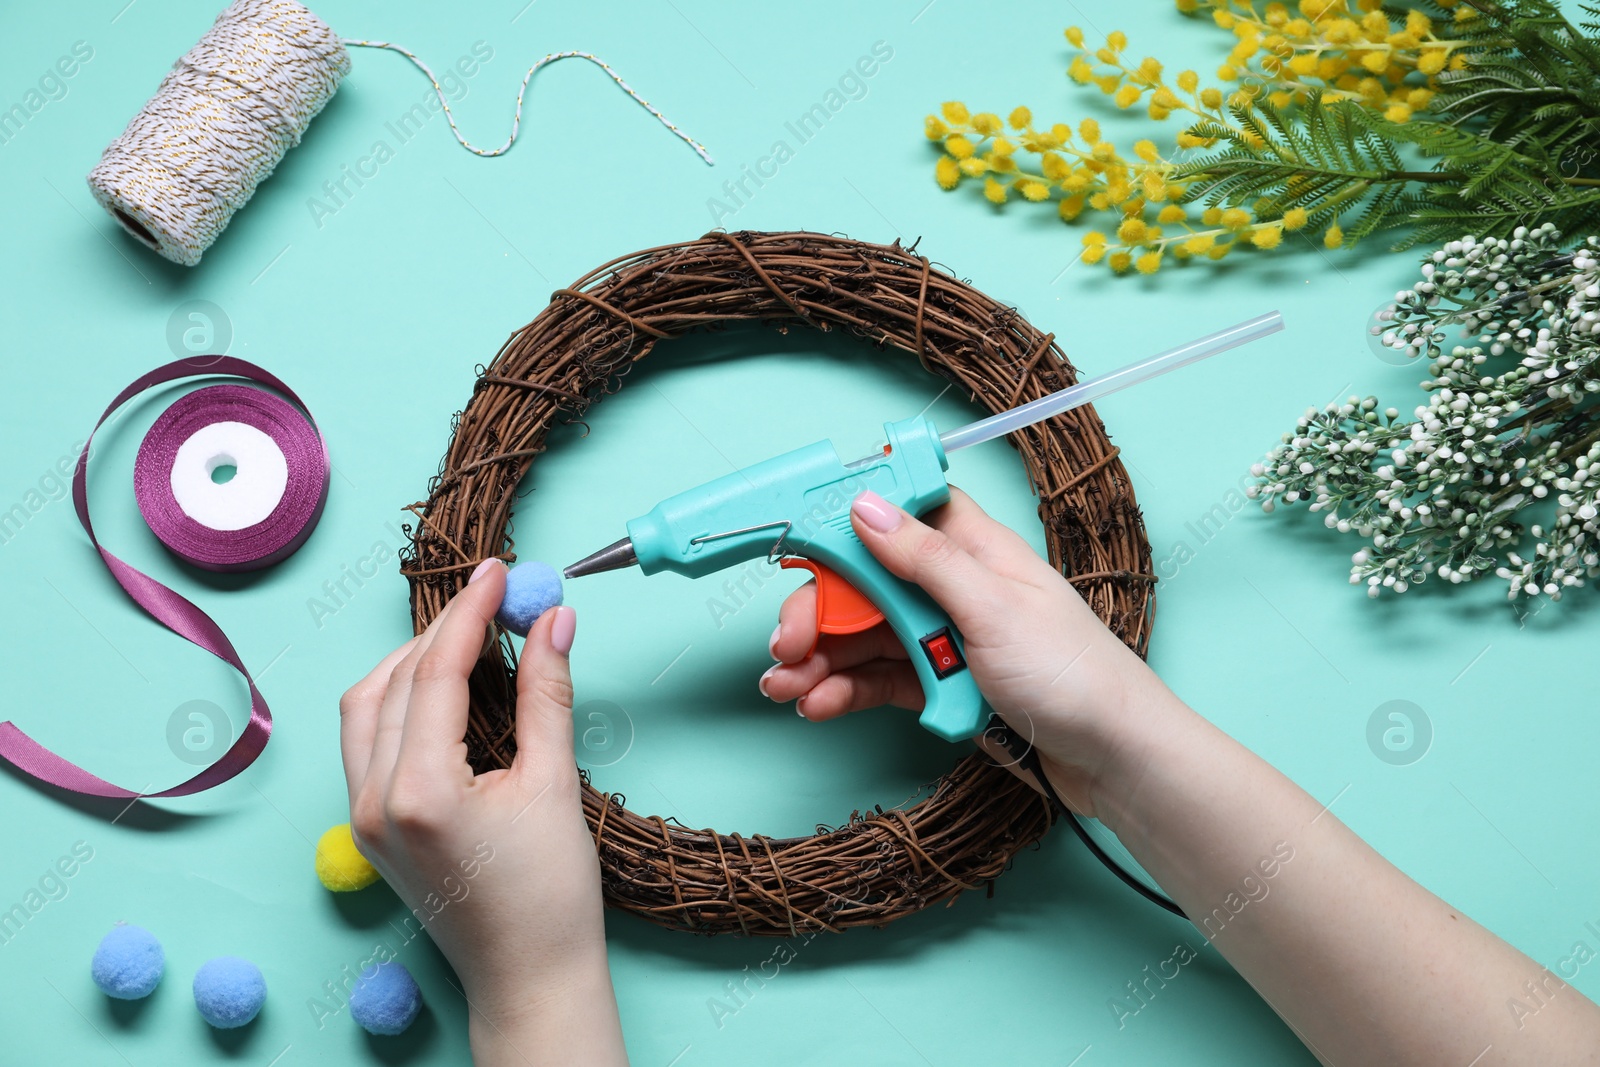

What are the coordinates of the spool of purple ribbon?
(135, 383, 328, 571)
(0, 357, 328, 799)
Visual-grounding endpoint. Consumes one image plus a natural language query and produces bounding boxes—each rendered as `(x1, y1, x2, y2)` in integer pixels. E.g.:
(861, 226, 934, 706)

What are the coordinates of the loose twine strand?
(339, 41, 714, 164)
(400, 231, 1158, 936)
(86, 0, 711, 266)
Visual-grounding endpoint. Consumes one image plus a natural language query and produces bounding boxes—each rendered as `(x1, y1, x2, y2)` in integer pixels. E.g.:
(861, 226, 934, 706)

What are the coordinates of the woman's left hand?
(338, 559, 625, 1065)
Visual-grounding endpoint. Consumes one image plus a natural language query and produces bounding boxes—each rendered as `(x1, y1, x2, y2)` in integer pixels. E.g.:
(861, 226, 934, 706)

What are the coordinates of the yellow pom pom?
(984, 177, 1008, 204)
(1118, 217, 1148, 243)
(1009, 106, 1033, 130)
(1059, 194, 1086, 221)
(1082, 243, 1108, 264)
(936, 156, 963, 188)
(1183, 233, 1216, 253)
(972, 112, 1003, 136)
(1201, 206, 1224, 226)
(1133, 139, 1161, 163)
(315, 823, 380, 892)
(1082, 231, 1108, 246)
(958, 157, 988, 177)
(1066, 26, 1086, 48)
(946, 134, 976, 159)
(1177, 69, 1199, 92)
(1201, 87, 1224, 109)
(1221, 207, 1252, 229)
(1107, 30, 1128, 51)
(1384, 102, 1412, 123)
(1108, 250, 1134, 273)
(1114, 84, 1142, 109)
(1079, 118, 1102, 145)
(942, 101, 970, 124)
(1157, 204, 1187, 223)
(1288, 54, 1318, 76)
(1135, 251, 1163, 274)
(925, 116, 949, 141)
(1361, 50, 1389, 73)
(1324, 222, 1344, 248)
(1282, 206, 1309, 230)
(1069, 56, 1095, 84)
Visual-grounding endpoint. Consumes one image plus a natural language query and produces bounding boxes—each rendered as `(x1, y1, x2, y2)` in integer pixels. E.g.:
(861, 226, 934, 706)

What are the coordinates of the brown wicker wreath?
(399, 231, 1155, 936)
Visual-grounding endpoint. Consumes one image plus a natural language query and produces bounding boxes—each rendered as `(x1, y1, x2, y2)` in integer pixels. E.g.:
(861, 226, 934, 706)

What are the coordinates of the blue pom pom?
(349, 960, 422, 1036)
(495, 560, 564, 637)
(192, 956, 266, 1029)
(91, 923, 164, 1000)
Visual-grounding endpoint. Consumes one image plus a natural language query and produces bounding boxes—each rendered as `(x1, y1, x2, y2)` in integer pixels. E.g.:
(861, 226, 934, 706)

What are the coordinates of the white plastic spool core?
(170, 420, 289, 531)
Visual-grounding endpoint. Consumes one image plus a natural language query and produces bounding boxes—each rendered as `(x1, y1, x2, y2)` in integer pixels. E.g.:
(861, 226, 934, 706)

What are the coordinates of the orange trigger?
(779, 557, 886, 658)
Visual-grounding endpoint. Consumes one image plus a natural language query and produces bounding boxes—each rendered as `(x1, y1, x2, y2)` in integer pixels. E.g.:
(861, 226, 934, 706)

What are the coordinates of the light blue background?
(2, 1, 1595, 1064)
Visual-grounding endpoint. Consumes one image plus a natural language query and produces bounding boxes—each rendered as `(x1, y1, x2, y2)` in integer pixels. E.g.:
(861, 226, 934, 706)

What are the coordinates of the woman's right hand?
(758, 487, 1176, 816)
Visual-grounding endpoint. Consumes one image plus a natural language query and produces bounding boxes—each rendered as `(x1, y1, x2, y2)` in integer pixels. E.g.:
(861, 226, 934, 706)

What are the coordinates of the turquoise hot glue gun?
(563, 312, 1283, 743)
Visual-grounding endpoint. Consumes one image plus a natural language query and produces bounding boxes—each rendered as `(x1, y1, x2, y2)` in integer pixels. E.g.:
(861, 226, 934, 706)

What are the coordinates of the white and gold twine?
(86, 0, 713, 266)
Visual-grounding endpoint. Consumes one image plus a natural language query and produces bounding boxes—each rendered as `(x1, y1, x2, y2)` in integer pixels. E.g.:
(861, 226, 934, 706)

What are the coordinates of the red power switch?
(919, 627, 966, 679)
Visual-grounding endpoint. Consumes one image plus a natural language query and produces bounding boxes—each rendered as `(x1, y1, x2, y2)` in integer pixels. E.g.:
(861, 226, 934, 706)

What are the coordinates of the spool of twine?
(86, 0, 712, 267)
(87, 0, 349, 266)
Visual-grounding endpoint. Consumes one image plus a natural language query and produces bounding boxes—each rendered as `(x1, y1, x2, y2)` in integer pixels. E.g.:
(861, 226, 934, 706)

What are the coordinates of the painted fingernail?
(469, 558, 501, 584)
(768, 625, 782, 658)
(852, 491, 901, 533)
(758, 665, 776, 698)
(796, 696, 809, 719)
(549, 606, 576, 656)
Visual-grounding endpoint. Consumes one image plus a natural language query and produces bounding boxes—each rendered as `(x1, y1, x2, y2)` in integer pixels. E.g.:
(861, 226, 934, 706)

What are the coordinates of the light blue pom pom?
(192, 956, 266, 1028)
(349, 960, 422, 1036)
(91, 923, 164, 1000)
(495, 560, 564, 637)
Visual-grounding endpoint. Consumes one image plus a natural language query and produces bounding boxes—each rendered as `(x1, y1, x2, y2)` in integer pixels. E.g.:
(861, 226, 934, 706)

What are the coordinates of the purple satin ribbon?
(0, 357, 328, 799)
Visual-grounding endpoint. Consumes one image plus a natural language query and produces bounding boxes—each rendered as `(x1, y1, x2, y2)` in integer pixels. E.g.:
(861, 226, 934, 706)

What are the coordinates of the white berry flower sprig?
(1251, 223, 1600, 601)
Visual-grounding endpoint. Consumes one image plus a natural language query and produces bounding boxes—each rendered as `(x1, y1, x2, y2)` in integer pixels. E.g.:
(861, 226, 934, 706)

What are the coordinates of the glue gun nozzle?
(564, 537, 638, 579)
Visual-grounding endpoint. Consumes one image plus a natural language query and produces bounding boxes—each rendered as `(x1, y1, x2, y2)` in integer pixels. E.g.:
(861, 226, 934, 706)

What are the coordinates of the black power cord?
(984, 715, 1187, 920)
